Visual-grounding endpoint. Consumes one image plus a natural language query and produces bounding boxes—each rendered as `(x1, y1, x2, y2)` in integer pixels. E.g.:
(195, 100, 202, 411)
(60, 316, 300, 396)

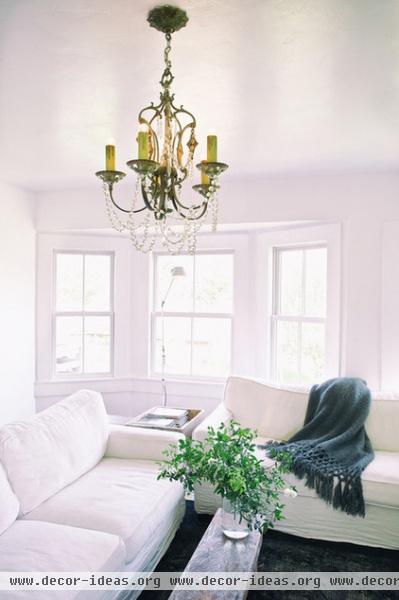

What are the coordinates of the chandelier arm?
(170, 180, 205, 212)
(172, 195, 205, 213)
(169, 187, 208, 220)
(140, 182, 157, 212)
(173, 169, 189, 187)
(138, 100, 165, 163)
(176, 202, 209, 221)
(108, 186, 147, 214)
(170, 105, 196, 129)
(138, 100, 164, 126)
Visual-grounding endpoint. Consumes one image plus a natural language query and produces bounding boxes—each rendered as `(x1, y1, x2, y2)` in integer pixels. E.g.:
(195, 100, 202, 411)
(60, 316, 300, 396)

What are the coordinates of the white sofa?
(193, 376, 399, 550)
(0, 390, 185, 599)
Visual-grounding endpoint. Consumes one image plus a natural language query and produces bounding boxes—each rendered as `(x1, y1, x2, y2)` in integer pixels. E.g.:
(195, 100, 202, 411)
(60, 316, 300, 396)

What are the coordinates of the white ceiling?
(1, 0, 399, 191)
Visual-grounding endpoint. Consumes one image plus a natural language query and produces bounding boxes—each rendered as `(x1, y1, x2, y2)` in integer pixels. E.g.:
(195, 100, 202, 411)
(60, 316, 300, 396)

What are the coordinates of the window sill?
(34, 375, 225, 400)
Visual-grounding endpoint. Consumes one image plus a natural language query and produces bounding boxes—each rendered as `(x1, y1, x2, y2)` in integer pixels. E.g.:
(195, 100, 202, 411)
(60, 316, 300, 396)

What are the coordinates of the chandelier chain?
(161, 33, 173, 91)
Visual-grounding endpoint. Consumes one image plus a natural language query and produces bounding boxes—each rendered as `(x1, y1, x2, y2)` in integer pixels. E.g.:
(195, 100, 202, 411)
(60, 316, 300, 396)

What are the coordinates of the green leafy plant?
(158, 421, 295, 533)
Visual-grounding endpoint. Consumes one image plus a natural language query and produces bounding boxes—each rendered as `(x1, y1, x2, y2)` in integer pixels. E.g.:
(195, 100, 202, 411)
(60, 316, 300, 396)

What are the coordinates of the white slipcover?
(24, 457, 185, 563)
(0, 390, 186, 598)
(0, 520, 126, 600)
(252, 438, 399, 508)
(0, 462, 19, 535)
(193, 376, 399, 549)
(105, 424, 184, 461)
(0, 389, 108, 514)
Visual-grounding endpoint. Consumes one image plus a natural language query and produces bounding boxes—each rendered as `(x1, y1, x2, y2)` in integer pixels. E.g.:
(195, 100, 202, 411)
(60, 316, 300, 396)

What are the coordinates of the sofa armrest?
(105, 425, 184, 461)
(192, 403, 233, 443)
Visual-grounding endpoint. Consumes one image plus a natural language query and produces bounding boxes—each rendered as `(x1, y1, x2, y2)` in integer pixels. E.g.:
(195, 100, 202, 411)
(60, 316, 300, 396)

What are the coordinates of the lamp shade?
(171, 266, 186, 278)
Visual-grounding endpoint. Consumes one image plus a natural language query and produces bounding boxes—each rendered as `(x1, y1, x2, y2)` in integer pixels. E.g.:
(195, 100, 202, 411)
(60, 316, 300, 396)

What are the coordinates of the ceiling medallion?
(95, 5, 228, 254)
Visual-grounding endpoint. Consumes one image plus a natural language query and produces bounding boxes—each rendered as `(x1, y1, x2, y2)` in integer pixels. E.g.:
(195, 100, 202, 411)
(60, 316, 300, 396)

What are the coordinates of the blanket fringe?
(292, 458, 365, 518)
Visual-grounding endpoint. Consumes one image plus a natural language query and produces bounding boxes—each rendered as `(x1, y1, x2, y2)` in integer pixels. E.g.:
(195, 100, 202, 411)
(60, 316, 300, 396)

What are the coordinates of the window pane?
(279, 250, 302, 315)
(276, 320, 299, 383)
(192, 318, 231, 377)
(301, 322, 325, 384)
(194, 254, 233, 313)
(56, 254, 83, 311)
(84, 316, 111, 373)
(84, 255, 111, 311)
(153, 316, 191, 375)
(155, 255, 194, 312)
(305, 248, 327, 317)
(55, 316, 82, 374)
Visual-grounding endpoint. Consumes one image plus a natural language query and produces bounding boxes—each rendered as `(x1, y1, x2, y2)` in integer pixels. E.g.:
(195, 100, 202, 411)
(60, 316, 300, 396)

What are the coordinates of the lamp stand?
(160, 279, 174, 407)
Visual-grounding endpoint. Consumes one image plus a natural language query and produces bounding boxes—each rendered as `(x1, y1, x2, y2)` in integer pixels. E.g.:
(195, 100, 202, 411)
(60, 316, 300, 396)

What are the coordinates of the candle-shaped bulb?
(207, 132, 217, 163)
(138, 123, 149, 160)
(105, 139, 116, 171)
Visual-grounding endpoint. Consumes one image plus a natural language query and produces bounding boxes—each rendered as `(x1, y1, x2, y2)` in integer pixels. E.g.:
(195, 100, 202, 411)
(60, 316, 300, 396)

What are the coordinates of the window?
(151, 252, 234, 378)
(271, 245, 327, 385)
(53, 252, 113, 376)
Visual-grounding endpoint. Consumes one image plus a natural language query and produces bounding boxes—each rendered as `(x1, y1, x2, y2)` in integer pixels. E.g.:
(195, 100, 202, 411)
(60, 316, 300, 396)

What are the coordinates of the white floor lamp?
(161, 266, 186, 407)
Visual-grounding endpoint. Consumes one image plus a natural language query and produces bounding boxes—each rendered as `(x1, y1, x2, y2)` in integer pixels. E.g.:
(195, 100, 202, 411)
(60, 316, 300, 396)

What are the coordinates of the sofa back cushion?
(0, 390, 108, 515)
(366, 392, 399, 452)
(0, 463, 19, 534)
(224, 377, 308, 440)
(224, 377, 399, 452)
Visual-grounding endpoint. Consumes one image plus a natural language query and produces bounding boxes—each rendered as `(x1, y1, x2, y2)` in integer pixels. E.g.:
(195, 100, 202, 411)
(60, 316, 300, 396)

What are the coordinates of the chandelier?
(95, 5, 228, 254)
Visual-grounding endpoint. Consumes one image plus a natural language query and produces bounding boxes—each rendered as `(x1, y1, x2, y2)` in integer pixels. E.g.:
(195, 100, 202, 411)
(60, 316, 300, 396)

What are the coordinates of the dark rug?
(139, 501, 399, 600)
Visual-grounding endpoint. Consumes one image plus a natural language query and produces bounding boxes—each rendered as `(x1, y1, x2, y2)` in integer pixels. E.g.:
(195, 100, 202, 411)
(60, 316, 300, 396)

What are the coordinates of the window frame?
(52, 249, 115, 380)
(150, 249, 235, 381)
(270, 243, 328, 384)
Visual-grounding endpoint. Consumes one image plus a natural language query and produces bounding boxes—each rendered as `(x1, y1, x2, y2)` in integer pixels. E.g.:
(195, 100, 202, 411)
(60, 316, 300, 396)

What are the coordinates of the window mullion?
(298, 250, 306, 383)
(82, 255, 86, 374)
(190, 255, 196, 376)
(298, 320, 302, 383)
(302, 248, 306, 316)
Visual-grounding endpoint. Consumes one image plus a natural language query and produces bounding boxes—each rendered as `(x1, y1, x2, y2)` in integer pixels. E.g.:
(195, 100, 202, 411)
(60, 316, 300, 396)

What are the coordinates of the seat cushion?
(0, 519, 126, 599)
(0, 463, 19, 535)
(255, 441, 399, 509)
(0, 390, 108, 514)
(361, 451, 399, 507)
(24, 457, 185, 563)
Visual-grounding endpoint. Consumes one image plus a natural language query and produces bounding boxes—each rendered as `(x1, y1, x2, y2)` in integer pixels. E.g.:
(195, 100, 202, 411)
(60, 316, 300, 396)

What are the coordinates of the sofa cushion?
(365, 393, 399, 452)
(24, 457, 185, 563)
(361, 451, 399, 507)
(0, 390, 108, 514)
(224, 377, 309, 439)
(256, 441, 399, 509)
(0, 463, 19, 535)
(0, 519, 126, 599)
(284, 453, 399, 509)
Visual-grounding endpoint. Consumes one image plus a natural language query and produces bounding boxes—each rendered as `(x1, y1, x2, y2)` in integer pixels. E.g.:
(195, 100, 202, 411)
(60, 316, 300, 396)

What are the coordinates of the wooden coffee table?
(169, 508, 262, 599)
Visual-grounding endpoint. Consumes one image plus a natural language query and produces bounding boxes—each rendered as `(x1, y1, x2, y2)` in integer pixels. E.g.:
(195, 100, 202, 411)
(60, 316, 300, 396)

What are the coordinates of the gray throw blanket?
(266, 378, 374, 517)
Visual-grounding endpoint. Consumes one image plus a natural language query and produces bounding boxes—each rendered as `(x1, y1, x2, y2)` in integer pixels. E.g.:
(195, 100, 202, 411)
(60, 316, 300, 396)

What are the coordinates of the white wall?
(0, 181, 36, 424)
(381, 221, 399, 389)
(35, 171, 399, 414)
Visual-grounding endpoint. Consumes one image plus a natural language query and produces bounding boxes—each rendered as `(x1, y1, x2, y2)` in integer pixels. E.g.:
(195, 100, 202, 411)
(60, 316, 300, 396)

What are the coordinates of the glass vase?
(221, 498, 250, 540)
